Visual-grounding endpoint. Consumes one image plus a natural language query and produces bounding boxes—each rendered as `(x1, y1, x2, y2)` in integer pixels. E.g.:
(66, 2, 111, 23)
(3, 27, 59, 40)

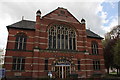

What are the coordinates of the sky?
(118, 1, 120, 25)
(0, 0, 119, 52)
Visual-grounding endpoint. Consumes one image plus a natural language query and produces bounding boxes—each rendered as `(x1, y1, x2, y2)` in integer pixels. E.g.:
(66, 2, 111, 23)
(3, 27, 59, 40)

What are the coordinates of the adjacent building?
(0, 49, 5, 68)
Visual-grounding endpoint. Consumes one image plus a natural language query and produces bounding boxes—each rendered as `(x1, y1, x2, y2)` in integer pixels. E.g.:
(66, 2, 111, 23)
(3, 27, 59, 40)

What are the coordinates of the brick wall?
(4, 8, 105, 79)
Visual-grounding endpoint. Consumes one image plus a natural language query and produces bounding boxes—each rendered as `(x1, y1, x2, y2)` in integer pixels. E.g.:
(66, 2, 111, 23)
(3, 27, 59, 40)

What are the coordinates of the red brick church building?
(5, 7, 105, 79)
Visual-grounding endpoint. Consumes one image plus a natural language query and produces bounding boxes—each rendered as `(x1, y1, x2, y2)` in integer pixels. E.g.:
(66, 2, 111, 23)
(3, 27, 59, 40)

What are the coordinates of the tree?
(113, 39, 120, 75)
(105, 25, 120, 39)
(103, 39, 117, 74)
(104, 25, 120, 74)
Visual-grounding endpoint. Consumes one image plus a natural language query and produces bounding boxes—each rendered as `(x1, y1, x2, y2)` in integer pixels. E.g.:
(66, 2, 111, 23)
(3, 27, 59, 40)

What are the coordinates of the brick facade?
(4, 7, 105, 79)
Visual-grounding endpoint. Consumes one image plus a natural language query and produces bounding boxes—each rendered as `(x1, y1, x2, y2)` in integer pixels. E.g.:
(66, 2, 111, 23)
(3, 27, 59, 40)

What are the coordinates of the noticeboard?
(0, 68, 5, 78)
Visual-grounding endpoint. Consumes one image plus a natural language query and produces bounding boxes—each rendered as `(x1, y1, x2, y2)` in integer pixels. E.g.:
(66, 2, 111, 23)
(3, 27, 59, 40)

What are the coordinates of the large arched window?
(91, 41, 99, 55)
(15, 33, 27, 50)
(48, 24, 76, 50)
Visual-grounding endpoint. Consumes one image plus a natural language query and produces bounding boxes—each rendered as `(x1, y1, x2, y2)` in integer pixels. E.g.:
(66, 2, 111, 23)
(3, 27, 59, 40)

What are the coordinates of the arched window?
(15, 33, 27, 50)
(91, 41, 98, 55)
(48, 24, 76, 50)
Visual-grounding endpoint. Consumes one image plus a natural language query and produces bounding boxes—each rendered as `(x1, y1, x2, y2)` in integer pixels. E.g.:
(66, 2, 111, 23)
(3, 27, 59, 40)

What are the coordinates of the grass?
(102, 73, 120, 79)
(109, 72, 117, 75)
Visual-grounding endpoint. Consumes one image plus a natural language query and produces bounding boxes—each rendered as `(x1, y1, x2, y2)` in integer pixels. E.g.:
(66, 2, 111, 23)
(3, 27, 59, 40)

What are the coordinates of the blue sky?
(96, 1, 118, 33)
(101, 2, 118, 26)
(118, 1, 120, 24)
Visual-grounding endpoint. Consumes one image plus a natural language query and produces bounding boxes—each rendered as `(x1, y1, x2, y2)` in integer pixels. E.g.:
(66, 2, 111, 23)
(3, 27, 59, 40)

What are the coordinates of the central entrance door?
(55, 65, 71, 78)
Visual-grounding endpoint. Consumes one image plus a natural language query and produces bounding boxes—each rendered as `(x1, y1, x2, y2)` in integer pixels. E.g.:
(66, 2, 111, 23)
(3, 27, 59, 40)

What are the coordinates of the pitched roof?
(7, 20, 35, 30)
(42, 7, 80, 23)
(7, 20, 103, 39)
(86, 29, 103, 39)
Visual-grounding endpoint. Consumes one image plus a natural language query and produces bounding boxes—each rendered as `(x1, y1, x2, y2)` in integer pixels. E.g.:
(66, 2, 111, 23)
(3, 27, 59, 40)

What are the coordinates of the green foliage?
(113, 39, 120, 67)
(103, 39, 117, 69)
(103, 25, 120, 71)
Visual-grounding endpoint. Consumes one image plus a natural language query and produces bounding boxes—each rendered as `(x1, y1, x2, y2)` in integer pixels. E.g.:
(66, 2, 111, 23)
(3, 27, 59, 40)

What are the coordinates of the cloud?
(0, 0, 119, 3)
(102, 16, 118, 33)
(100, 11, 108, 23)
(0, 0, 105, 2)
(0, 1, 118, 49)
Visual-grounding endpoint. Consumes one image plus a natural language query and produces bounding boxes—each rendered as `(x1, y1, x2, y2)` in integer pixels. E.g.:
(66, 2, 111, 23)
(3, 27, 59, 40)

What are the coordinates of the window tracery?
(48, 25, 76, 50)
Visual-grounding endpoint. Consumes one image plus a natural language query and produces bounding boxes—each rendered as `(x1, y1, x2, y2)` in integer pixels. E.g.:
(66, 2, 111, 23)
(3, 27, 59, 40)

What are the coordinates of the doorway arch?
(53, 58, 72, 78)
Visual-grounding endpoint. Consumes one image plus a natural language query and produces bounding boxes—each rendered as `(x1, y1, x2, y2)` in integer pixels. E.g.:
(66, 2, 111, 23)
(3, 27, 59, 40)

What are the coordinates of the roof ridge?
(22, 19, 35, 22)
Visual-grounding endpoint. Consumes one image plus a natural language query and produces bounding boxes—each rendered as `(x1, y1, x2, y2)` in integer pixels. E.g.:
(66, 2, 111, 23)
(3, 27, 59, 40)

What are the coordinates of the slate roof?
(7, 20, 35, 30)
(86, 29, 103, 39)
(7, 20, 103, 39)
